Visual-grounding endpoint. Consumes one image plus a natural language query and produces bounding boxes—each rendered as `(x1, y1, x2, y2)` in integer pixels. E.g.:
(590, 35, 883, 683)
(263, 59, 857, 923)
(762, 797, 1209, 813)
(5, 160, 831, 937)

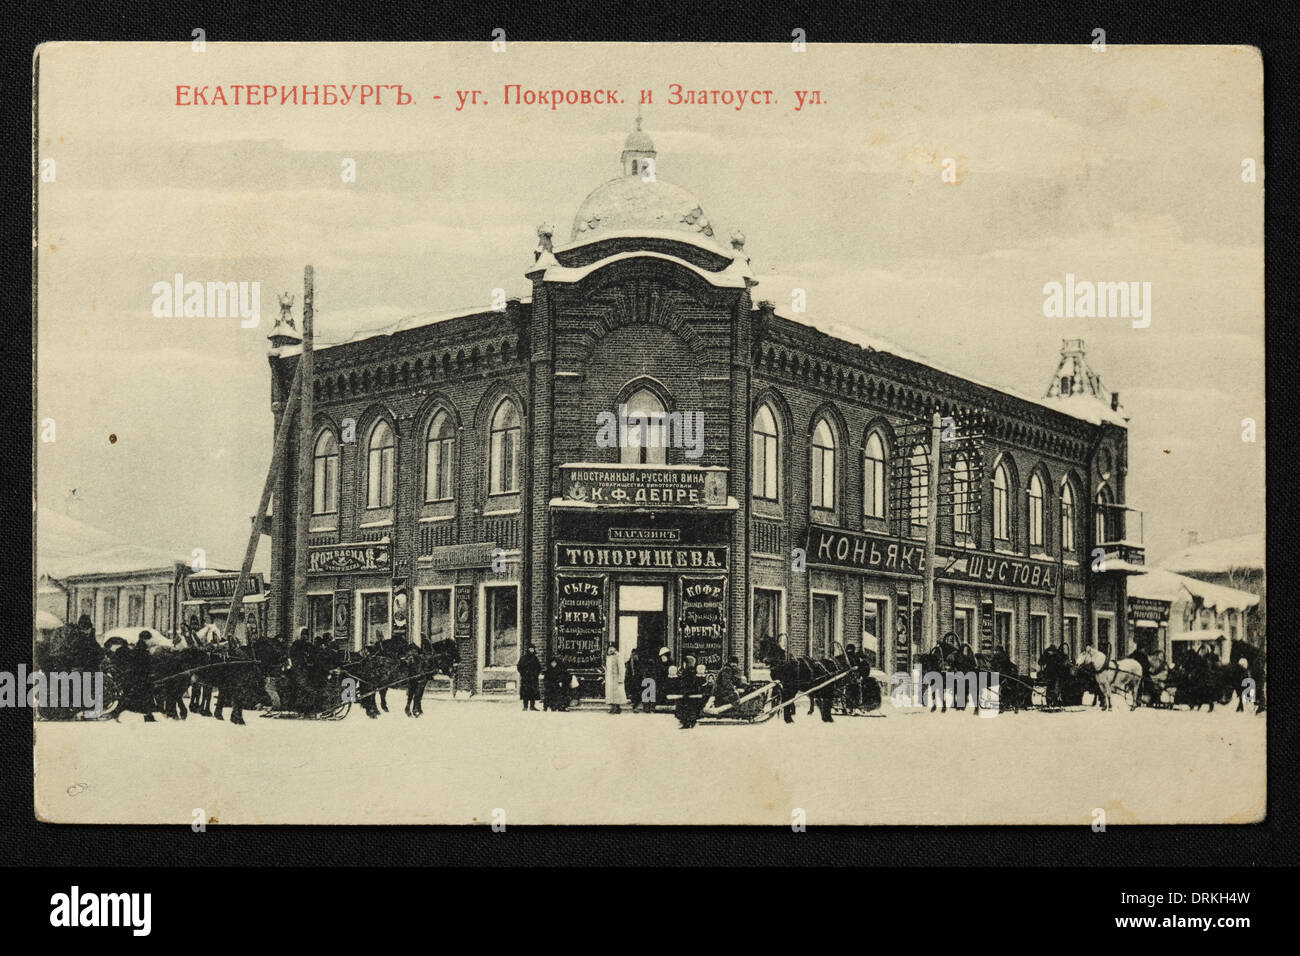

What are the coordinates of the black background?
(2, 0, 1294, 907)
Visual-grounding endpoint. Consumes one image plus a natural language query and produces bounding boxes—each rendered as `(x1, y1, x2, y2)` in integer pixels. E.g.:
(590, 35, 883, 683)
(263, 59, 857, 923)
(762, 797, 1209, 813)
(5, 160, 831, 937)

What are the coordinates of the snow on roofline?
(1159, 531, 1265, 574)
(1128, 567, 1259, 613)
(540, 250, 749, 288)
(555, 226, 735, 259)
(274, 297, 534, 357)
(776, 312, 1130, 429)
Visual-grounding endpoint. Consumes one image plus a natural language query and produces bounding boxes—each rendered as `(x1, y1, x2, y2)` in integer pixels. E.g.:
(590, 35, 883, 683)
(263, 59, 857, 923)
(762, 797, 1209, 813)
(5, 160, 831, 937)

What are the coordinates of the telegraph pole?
(921, 410, 942, 649)
(292, 265, 314, 635)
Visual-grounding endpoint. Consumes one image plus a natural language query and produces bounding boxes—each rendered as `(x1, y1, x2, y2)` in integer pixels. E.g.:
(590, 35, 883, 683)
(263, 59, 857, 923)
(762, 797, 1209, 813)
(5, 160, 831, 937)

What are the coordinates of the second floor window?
(952, 453, 971, 535)
(1095, 486, 1113, 546)
(910, 444, 929, 529)
(863, 432, 886, 519)
(622, 388, 667, 466)
(312, 430, 339, 515)
(810, 419, 836, 510)
(992, 462, 1011, 542)
(752, 404, 779, 501)
(1028, 473, 1045, 549)
(425, 411, 456, 502)
(490, 399, 521, 494)
(367, 420, 395, 509)
(1060, 481, 1076, 552)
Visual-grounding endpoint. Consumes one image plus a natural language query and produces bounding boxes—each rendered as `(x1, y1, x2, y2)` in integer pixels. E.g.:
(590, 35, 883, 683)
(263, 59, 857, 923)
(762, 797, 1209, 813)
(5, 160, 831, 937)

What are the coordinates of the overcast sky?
(35, 42, 1264, 573)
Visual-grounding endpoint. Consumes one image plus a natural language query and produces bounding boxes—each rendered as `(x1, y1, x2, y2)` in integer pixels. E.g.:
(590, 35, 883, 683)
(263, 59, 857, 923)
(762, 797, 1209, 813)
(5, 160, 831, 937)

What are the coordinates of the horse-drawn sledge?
(666, 640, 866, 728)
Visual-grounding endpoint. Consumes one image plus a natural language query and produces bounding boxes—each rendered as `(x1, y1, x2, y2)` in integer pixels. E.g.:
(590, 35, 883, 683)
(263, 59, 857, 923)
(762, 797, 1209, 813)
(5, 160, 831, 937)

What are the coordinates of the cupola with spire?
(620, 115, 656, 178)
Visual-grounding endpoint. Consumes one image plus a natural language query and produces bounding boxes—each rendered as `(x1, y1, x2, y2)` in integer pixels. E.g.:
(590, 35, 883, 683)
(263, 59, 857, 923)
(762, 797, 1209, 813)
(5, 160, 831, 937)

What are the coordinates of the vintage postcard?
(32, 41, 1265, 825)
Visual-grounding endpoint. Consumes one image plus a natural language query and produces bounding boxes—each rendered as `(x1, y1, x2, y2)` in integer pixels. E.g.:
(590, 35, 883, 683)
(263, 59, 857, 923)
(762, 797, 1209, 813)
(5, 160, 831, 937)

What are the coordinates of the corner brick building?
(265, 125, 1145, 694)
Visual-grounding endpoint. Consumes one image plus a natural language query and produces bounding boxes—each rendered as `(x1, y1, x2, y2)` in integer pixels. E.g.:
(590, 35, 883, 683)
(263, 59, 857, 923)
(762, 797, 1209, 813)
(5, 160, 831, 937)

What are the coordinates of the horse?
(1075, 646, 1143, 711)
(400, 639, 459, 716)
(1170, 647, 1220, 711)
(756, 638, 846, 723)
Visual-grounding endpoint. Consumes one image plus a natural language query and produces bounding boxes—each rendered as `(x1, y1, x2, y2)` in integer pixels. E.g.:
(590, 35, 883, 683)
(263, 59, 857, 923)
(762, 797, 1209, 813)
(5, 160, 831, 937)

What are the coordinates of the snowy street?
(34, 697, 1266, 826)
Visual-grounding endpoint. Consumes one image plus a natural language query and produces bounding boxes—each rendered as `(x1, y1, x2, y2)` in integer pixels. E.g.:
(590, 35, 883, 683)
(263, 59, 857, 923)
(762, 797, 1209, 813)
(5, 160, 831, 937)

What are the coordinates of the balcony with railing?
(1094, 503, 1146, 572)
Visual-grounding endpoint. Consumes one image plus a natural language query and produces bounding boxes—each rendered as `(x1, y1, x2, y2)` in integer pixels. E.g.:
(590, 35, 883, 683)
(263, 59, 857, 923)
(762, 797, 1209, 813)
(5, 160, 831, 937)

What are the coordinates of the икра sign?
(559, 465, 728, 508)
(805, 525, 1060, 595)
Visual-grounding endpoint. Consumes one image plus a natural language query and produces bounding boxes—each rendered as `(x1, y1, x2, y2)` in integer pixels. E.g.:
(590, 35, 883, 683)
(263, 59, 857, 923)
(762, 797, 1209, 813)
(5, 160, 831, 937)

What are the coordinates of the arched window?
(312, 430, 339, 515)
(910, 444, 929, 528)
(752, 404, 779, 501)
(992, 462, 1011, 542)
(863, 432, 886, 519)
(1028, 473, 1045, 549)
(952, 453, 971, 536)
(1095, 485, 1114, 546)
(1060, 481, 1076, 552)
(425, 410, 456, 503)
(622, 388, 666, 466)
(810, 419, 836, 510)
(366, 420, 395, 509)
(489, 399, 521, 494)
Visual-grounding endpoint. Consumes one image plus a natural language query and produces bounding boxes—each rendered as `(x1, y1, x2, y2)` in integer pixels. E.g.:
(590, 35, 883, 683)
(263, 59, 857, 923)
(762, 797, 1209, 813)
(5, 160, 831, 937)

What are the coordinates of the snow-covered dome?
(570, 176, 719, 246)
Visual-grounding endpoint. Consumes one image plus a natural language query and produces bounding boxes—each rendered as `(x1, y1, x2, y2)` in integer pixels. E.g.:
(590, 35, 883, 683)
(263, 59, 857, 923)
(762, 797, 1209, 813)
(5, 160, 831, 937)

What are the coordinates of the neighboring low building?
(1159, 531, 1265, 645)
(36, 508, 239, 638)
(1126, 567, 1259, 664)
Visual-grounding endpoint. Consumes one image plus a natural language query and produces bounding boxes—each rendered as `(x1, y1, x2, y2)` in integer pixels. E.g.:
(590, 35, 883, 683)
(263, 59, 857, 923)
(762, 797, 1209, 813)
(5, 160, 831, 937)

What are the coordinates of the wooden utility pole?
(292, 265, 314, 635)
(921, 410, 942, 650)
(219, 363, 304, 646)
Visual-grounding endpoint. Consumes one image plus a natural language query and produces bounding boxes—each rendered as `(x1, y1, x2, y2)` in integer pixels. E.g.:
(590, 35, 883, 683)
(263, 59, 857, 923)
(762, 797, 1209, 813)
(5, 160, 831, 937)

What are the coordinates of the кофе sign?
(805, 525, 1060, 595)
(560, 465, 728, 508)
(679, 576, 727, 671)
(554, 574, 606, 669)
(555, 543, 728, 571)
(308, 542, 392, 575)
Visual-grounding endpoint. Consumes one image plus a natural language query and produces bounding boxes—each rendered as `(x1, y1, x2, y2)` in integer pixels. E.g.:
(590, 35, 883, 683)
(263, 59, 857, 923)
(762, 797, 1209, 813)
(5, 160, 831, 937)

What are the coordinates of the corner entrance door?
(616, 584, 668, 667)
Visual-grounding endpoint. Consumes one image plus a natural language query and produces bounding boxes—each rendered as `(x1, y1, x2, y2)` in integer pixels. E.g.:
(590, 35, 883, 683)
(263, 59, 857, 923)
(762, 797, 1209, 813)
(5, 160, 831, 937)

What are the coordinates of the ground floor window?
(360, 591, 391, 648)
(79, 596, 94, 624)
(103, 594, 118, 630)
(911, 601, 925, 649)
(753, 588, 783, 656)
(994, 609, 1013, 655)
(127, 592, 144, 627)
(419, 588, 453, 644)
(152, 593, 169, 632)
(308, 594, 334, 642)
(862, 596, 889, 669)
(1029, 614, 1048, 670)
(953, 607, 974, 648)
(485, 585, 520, 667)
(811, 592, 840, 658)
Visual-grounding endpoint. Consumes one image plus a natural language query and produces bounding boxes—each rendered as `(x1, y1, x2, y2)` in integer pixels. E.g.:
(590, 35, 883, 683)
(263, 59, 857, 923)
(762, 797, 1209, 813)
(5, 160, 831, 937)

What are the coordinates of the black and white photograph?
(28, 40, 1268, 830)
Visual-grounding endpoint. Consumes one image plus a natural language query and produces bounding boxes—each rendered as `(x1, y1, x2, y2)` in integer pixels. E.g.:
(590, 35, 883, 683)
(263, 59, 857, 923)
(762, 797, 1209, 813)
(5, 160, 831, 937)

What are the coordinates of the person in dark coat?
(624, 647, 646, 712)
(674, 656, 707, 728)
(651, 646, 673, 713)
(543, 657, 571, 712)
(517, 644, 541, 711)
(109, 631, 156, 722)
